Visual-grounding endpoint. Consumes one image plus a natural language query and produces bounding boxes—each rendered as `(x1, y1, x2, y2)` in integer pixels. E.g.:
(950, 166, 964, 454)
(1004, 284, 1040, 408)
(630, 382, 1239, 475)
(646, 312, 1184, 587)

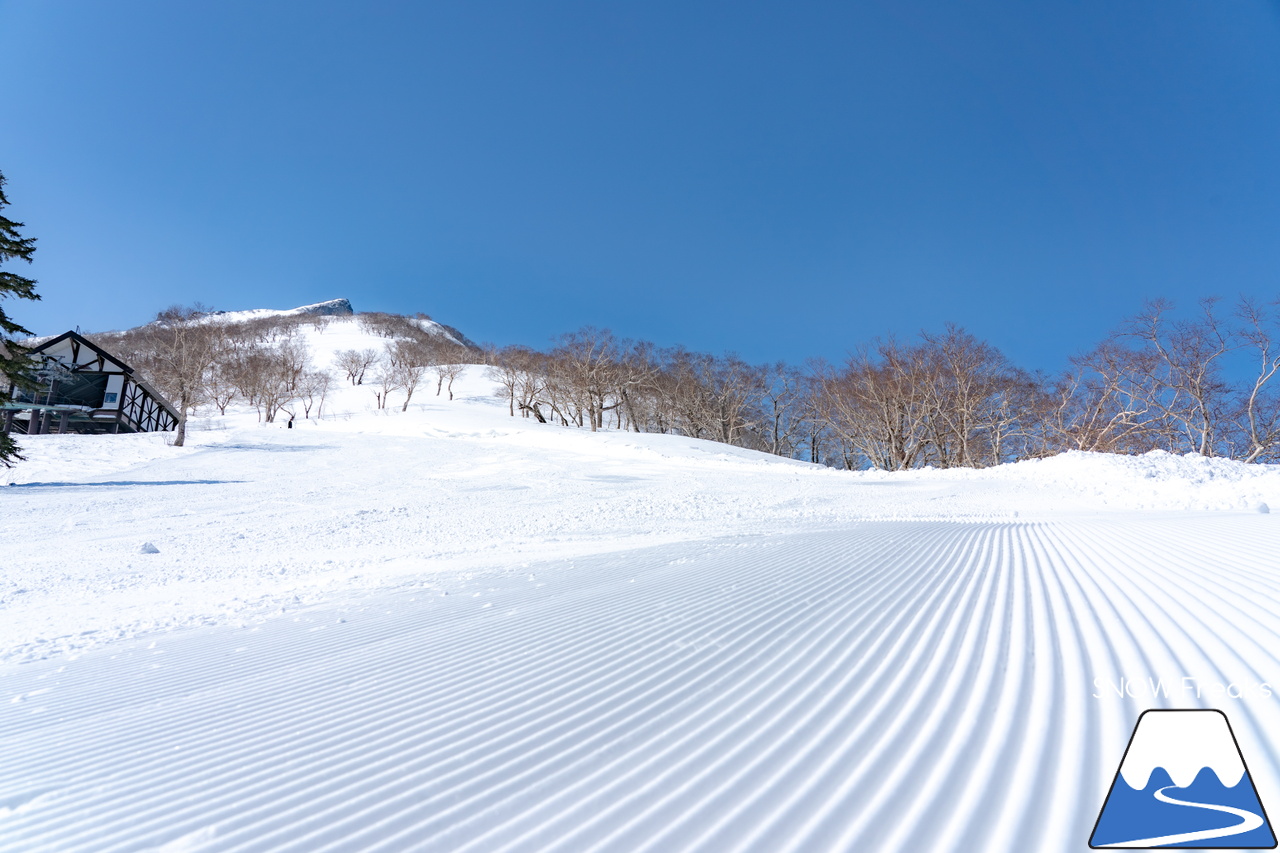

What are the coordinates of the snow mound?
(995, 450, 1280, 511)
(851, 449, 1280, 512)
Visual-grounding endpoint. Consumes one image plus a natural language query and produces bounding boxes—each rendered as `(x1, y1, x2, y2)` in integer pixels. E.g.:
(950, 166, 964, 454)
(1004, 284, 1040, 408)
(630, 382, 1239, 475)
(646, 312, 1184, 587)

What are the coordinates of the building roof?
(28, 330, 180, 420)
(30, 330, 136, 375)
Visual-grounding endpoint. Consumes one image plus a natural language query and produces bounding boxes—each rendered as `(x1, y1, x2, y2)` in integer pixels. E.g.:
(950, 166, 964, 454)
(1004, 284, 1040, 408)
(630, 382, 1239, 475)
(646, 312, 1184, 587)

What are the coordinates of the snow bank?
(852, 449, 1280, 513)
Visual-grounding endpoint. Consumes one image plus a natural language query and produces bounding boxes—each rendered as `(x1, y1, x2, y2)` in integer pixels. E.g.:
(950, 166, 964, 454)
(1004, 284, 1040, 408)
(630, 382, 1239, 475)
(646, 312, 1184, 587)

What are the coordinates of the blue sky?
(2, 1, 1278, 370)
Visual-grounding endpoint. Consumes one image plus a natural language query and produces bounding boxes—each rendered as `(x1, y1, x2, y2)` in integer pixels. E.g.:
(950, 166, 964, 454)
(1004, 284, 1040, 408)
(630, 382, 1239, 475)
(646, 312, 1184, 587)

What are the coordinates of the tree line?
(487, 297, 1280, 468)
(70, 294, 1280, 467)
(4, 168, 1280, 470)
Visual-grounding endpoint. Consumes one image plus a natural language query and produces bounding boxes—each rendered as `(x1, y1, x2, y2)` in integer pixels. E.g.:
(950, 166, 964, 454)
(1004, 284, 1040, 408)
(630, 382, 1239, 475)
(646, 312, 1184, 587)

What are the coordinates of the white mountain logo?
(1091, 709, 1276, 848)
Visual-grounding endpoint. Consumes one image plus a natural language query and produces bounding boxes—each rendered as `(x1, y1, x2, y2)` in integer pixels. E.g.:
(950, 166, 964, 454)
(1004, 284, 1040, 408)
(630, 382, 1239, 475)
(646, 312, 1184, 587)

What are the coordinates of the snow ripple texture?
(5, 517, 1280, 852)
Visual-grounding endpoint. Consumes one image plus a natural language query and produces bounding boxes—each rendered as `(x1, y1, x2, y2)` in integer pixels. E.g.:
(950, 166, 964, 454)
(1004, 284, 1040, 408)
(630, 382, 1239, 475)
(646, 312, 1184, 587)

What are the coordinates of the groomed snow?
(4, 324, 1280, 852)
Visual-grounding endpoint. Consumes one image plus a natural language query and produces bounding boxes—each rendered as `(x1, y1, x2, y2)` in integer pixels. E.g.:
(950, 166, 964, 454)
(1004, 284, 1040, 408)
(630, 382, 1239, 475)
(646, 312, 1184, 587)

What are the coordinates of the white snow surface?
(5, 324, 1280, 852)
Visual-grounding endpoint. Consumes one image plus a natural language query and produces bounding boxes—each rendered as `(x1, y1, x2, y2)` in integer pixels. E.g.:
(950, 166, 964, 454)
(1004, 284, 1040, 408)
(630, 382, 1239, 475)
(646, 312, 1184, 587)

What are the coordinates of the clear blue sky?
(2, 1, 1278, 371)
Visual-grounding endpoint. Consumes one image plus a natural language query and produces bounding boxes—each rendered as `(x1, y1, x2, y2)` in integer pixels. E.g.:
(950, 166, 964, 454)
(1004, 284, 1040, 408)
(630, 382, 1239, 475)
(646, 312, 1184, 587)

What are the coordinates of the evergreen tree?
(0, 170, 41, 466)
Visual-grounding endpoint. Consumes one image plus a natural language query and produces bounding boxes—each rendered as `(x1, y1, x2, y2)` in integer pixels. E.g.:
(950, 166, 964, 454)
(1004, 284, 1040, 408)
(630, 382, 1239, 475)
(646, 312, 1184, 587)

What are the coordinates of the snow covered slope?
(203, 298, 357, 322)
(3, 328, 1280, 852)
(198, 300, 477, 349)
(67, 299, 477, 351)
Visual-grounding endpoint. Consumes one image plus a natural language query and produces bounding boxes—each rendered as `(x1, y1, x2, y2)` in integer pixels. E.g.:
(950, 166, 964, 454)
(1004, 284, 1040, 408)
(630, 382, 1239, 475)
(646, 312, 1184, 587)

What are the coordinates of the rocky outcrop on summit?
(293, 298, 354, 317)
(204, 298, 355, 322)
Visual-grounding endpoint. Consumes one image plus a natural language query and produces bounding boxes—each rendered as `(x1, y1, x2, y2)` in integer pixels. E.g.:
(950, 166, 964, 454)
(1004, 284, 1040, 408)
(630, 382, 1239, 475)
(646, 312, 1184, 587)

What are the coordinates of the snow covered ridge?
(200, 298, 355, 322)
(403, 315, 479, 350)
(191, 299, 477, 349)
(66, 299, 478, 351)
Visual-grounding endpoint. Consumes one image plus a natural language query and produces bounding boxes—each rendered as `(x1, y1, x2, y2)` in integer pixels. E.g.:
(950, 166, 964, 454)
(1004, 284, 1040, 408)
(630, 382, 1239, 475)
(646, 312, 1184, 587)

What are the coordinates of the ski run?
(5, 317, 1280, 853)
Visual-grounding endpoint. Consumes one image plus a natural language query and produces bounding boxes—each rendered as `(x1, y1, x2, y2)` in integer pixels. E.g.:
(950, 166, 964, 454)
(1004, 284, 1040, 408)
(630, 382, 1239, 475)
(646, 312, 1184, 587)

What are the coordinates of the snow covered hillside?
(202, 298, 358, 322)
(4, 318, 1280, 852)
(195, 299, 477, 350)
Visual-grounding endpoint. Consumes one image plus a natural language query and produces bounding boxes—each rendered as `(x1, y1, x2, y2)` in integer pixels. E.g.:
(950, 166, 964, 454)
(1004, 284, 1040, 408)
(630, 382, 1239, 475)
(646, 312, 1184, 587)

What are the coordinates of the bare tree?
(546, 327, 621, 431)
(757, 363, 807, 457)
(1231, 298, 1280, 462)
(336, 348, 380, 385)
(206, 360, 239, 416)
(815, 340, 933, 471)
(489, 345, 539, 416)
(393, 361, 428, 410)
(1122, 298, 1234, 456)
(370, 358, 398, 409)
(275, 333, 311, 394)
(613, 340, 662, 432)
(701, 354, 764, 445)
(193, 330, 314, 424)
(387, 339, 433, 411)
(126, 305, 225, 446)
(515, 351, 549, 421)
(1047, 341, 1163, 454)
(913, 326, 1035, 468)
(796, 365, 838, 465)
(243, 348, 297, 423)
(438, 361, 465, 400)
(297, 369, 333, 418)
(217, 333, 270, 417)
(981, 368, 1052, 465)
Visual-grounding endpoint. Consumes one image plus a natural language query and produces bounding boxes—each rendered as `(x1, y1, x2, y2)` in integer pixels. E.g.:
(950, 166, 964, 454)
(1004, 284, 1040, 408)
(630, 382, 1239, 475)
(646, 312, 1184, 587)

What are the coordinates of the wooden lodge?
(1, 331, 179, 435)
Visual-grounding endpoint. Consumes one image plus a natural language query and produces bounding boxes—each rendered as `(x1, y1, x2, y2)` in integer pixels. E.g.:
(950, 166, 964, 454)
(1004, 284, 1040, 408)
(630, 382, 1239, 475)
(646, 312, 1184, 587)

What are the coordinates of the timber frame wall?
(2, 331, 179, 435)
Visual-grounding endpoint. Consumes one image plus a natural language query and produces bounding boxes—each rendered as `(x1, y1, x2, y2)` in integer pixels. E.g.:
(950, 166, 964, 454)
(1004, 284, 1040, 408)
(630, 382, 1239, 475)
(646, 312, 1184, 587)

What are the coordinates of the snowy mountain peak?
(1119, 710, 1246, 790)
(293, 298, 354, 316)
(204, 298, 355, 323)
